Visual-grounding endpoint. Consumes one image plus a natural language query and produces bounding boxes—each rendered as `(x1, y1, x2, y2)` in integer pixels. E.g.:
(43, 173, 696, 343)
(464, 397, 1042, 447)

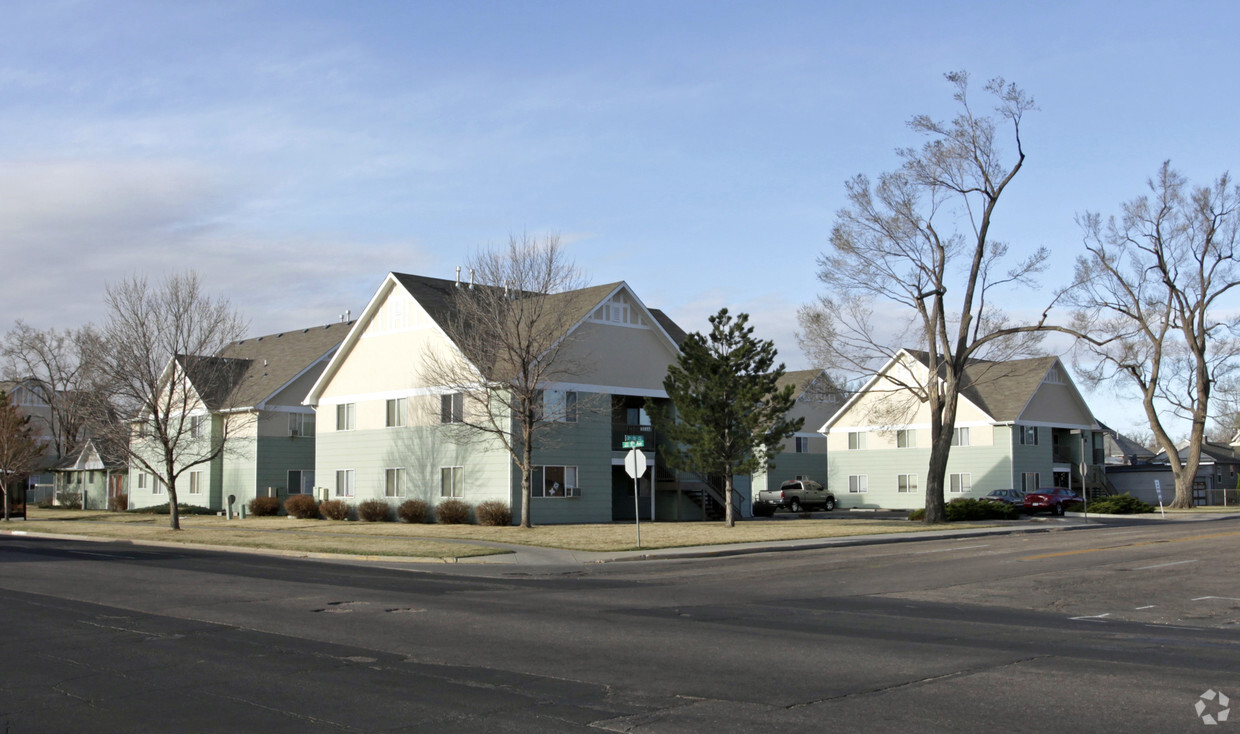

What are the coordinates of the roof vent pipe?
(469, 268, 475, 289)
(455, 266, 461, 287)
(345, 309, 350, 322)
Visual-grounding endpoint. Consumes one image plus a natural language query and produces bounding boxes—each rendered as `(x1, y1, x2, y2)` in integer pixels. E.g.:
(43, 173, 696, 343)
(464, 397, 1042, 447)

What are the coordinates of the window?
(1044, 367, 1064, 384)
(441, 393, 464, 424)
(336, 403, 355, 431)
(386, 398, 406, 428)
(137, 473, 147, 490)
(288, 413, 315, 437)
(152, 476, 165, 495)
(848, 474, 868, 493)
(440, 466, 464, 498)
(335, 469, 355, 498)
(897, 430, 915, 448)
(288, 470, 314, 494)
(1022, 472, 1040, 493)
(385, 468, 406, 498)
(950, 473, 972, 493)
(898, 474, 917, 493)
(1019, 426, 1039, 445)
(795, 436, 810, 454)
(536, 390, 578, 423)
(848, 431, 866, 450)
(952, 427, 971, 446)
(190, 414, 206, 438)
(534, 465, 578, 498)
(188, 470, 203, 495)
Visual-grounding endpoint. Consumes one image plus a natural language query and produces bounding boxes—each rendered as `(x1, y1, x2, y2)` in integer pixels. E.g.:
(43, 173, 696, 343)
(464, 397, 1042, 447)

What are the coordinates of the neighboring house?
(127, 322, 351, 511)
(751, 370, 845, 494)
(304, 272, 719, 524)
(1107, 439, 1240, 507)
(821, 349, 1108, 510)
(1, 378, 63, 504)
(1099, 422, 1156, 466)
(51, 438, 127, 510)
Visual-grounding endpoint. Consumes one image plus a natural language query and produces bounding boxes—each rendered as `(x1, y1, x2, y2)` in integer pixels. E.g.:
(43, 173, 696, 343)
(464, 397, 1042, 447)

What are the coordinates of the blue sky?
(2, 1, 1237, 436)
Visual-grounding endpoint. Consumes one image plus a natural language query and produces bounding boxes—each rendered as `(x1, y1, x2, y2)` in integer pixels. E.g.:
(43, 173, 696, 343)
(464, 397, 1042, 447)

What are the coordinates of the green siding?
(521, 400, 614, 524)
(255, 434, 315, 500)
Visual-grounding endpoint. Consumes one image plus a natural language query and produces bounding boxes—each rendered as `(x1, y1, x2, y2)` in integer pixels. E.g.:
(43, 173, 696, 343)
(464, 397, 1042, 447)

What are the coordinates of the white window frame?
(441, 393, 464, 424)
(188, 470, 203, 495)
(952, 427, 971, 447)
(1019, 426, 1039, 446)
(336, 403, 356, 431)
(288, 412, 315, 437)
(533, 465, 578, 498)
(795, 436, 810, 454)
(335, 469, 355, 498)
(896, 429, 915, 449)
(385, 467, 406, 498)
(897, 473, 917, 493)
(288, 469, 314, 494)
(848, 431, 866, 450)
(440, 466, 464, 498)
(848, 474, 868, 493)
(386, 398, 406, 428)
(152, 476, 165, 495)
(1022, 472, 1040, 493)
(137, 473, 147, 490)
(950, 472, 972, 494)
(189, 414, 206, 438)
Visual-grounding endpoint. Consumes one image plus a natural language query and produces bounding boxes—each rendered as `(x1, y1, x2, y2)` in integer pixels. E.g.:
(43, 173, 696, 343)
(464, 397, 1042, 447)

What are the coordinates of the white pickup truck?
(756, 479, 836, 513)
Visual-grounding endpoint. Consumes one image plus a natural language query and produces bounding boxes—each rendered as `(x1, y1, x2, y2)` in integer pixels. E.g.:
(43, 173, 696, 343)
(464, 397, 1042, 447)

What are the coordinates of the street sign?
(624, 448, 647, 478)
(622, 434, 645, 449)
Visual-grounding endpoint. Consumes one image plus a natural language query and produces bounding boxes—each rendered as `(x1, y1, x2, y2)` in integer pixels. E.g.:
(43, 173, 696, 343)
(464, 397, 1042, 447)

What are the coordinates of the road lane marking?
(1134, 559, 1198, 570)
(913, 544, 990, 554)
(1193, 596, 1240, 602)
(1019, 530, 1240, 560)
(1070, 613, 1111, 621)
(1135, 605, 1156, 610)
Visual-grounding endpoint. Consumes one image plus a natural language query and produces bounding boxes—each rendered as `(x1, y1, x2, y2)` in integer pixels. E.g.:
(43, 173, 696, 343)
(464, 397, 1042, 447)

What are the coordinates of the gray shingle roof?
(187, 322, 352, 410)
(904, 350, 1061, 422)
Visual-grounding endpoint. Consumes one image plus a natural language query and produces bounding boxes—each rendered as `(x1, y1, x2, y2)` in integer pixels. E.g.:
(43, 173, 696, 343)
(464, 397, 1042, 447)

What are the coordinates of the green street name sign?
(622, 435, 645, 448)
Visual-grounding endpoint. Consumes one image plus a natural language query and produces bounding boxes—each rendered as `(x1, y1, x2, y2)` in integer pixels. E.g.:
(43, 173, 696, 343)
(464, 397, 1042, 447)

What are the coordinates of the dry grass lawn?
(0, 507, 989, 555)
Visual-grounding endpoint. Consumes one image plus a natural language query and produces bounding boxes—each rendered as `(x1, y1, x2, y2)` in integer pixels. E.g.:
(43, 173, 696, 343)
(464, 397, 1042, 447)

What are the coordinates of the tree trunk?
(924, 432, 950, 523)
(166, 457, 181, 530)
(519, 420, 533, 528)
(2, 483, 9, 521)
(724, 473, 735, 528)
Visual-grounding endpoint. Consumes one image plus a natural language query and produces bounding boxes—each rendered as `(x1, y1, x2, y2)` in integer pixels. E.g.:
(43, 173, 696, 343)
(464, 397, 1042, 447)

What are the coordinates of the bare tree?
(1065, 162, 1240, 508)
(86, 271, 249, 529)
(1, 322, 109, 462)
(422, 235, 590, 528)
(797, 71, 1047, 523)
(0, 389, 43, 521)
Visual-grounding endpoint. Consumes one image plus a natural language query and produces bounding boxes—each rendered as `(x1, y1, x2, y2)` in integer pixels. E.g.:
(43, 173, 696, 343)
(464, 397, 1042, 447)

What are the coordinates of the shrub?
(108, 493, 129, 512)
(909, 499, 1019, 522)
(474, 500, 512, 526)
(284, 494, 319, 519)
(397, 499, 430, 524)
(37, 497, 55, 509)
(435, 498, 471, 524)
(249, 496, 280, 516)
(1085, 494, 1154, 514)
(55, 491, 83, 510)
(320, 499, 350, 521)
(358, 499, 392, 522)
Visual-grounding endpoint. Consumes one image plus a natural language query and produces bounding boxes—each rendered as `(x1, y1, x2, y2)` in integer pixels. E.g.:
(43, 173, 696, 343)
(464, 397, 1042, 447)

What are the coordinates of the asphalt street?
(2, 518, 1239, 732)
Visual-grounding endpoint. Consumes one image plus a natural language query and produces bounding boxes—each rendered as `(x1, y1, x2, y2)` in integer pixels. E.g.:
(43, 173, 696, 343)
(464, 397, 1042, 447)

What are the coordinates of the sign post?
(1154, 479, 1166, 518)
(624, 446, 647, 548)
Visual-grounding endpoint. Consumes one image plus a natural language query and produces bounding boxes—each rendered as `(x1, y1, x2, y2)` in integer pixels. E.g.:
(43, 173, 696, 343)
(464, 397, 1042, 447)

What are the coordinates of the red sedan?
(1023, 488, 1082, 516)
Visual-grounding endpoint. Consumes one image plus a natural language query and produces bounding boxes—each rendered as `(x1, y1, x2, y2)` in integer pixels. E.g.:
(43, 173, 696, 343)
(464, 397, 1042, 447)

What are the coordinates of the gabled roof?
(1154, 439, 1240, 465)
(823, 348, 1093, 432)
(174, 322, 351, 412)
(903, 350, 1066, 422)
(307, 273, 683, 403)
